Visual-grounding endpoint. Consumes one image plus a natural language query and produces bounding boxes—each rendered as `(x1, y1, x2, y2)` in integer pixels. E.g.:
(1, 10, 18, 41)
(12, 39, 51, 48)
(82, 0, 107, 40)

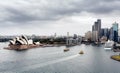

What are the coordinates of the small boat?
(64, 48, 69, 52)
(79, 50, 84, 54)
(43, 44, 54, 47)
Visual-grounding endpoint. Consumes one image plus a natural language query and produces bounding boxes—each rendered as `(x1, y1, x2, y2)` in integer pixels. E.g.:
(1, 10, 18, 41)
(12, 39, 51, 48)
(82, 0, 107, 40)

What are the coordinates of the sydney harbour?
(1, 0, 120, 73)
(0, 43, 120, 73)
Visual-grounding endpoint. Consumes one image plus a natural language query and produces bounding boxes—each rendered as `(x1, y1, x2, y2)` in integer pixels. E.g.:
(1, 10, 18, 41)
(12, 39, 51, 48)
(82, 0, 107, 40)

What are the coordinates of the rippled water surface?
(0, 43, 120, 73)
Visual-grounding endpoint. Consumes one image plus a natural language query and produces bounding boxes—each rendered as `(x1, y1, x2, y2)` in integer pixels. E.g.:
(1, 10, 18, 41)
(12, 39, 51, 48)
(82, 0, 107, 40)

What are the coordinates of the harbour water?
(0, 43, 120, 73)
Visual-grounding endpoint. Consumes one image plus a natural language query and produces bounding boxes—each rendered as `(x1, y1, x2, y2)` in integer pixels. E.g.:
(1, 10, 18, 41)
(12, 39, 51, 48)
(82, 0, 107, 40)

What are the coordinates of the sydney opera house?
(5, 35, 41, 50)
(9, 35, 33, 45)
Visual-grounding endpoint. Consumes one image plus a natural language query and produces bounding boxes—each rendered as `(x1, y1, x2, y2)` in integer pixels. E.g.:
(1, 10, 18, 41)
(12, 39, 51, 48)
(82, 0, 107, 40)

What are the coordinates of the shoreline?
(4, 44, 67, 50)
(113, 49, 120, 52)
(4, 44, 41, 50)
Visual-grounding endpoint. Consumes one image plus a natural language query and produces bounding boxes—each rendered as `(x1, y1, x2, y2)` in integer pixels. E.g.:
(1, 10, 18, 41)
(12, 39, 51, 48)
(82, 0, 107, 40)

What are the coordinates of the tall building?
(109, 22, 119, 42)
(92, 31, 98, 42)
(118, 29, 120, 36)
(97, 19, 101, 31)
(92, 25, 95, 31)
(94, 22, 98, 31)
(112, 22, 118, 42)
(112, 22, 118, 31)
(92, 19, 101, 41)
(109, 27, 114, 40)
(118, 29, 120, 43)
(101, 28, 109, 39)
(97, 19, 101, 38)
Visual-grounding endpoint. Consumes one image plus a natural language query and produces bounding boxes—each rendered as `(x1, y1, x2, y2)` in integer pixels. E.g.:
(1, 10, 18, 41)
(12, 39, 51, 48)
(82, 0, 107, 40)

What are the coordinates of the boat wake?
(7, 54, 79, 72)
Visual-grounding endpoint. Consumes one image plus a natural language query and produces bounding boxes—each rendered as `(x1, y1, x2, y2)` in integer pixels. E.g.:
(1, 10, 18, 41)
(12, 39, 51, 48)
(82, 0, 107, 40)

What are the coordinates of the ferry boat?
(104, 40, 114, 50)
(64, 48, 69, 52)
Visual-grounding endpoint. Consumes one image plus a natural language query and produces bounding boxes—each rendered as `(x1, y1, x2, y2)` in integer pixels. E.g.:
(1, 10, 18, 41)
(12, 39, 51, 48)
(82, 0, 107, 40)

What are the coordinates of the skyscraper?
(94, 22, 98, 31)
(109, 22, 119, 42)
(92, 19, 101, 41)
(97, 19, 101, 30)
(92, 25, 95, 31)
(109, 27, 114, 40)
(92, 31, 98, 42)
(101, 28, 109, 39)
(112, 22, 118, 42)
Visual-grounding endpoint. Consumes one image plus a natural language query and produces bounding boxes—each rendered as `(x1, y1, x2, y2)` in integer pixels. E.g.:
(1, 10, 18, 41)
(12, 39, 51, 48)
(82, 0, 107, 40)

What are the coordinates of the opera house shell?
(6, 35, 40, 50)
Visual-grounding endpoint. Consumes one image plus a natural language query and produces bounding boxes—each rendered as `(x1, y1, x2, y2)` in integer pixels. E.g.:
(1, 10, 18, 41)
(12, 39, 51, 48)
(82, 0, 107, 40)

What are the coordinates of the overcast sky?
(0, 0, 120, 36)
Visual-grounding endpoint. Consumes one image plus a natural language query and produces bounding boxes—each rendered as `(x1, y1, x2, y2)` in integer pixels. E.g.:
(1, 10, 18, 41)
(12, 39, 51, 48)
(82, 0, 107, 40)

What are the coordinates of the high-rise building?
(92, 19, 101, 41)
(94, 22, 98, 31)
(97, 19, 101, 31)
(92, 31, 98, 42)
(97, 19, 101, 38)
(112, 22, 118, 31)
(118, 29, 120, 36)
(92, 25, 95, 31)
(109, 27, 114, 40)
(101, 28, 109, 39)
(112, 22, 118, 42)
(109, 22, 119, 42)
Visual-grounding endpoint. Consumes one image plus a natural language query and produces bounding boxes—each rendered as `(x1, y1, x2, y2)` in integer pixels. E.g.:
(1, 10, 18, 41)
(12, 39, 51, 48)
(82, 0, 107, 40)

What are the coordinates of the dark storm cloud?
(0, 0, 120, 23)
(4, 7, 37, 22)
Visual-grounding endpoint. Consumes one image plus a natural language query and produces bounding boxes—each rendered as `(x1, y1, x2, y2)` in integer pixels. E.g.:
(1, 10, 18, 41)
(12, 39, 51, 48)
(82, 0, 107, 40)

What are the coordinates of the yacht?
(104, 40, 114, 50)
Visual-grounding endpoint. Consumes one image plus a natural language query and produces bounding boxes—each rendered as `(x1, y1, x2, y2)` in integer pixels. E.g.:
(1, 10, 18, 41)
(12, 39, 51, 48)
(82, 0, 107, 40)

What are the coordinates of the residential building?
(85, 31, 92, 41)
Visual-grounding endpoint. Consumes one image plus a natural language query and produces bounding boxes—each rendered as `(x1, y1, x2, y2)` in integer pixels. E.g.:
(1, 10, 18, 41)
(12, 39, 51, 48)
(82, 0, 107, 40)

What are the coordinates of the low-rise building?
(85, 31, 92, 41)
(66, 36, 82, 46)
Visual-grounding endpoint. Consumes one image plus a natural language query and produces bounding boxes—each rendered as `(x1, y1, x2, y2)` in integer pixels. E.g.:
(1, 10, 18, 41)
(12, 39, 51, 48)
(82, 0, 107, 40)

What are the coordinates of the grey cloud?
(4, 7, 37, 22)
(0, 0, 120, 23)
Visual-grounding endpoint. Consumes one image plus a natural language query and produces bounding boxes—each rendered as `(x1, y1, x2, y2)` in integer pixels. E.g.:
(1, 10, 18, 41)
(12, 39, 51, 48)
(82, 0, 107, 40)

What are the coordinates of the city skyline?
(0, 0, 120, 35)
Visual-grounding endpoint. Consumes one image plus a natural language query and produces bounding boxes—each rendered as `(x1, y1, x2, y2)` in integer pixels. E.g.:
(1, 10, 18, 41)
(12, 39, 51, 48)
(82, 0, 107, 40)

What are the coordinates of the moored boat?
(104, 40, 114, 50)
(64, 48, 69, 52)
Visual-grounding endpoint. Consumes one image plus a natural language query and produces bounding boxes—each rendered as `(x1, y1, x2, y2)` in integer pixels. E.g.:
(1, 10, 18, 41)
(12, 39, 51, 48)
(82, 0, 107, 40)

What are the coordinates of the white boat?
(104, 40, 114, 50)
